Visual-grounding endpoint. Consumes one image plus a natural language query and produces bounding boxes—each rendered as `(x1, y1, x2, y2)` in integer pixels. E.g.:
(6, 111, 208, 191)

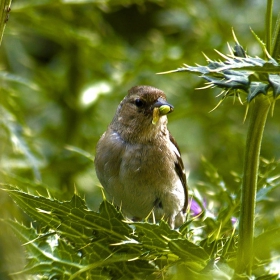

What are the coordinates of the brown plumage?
(94, 85, 188, 228)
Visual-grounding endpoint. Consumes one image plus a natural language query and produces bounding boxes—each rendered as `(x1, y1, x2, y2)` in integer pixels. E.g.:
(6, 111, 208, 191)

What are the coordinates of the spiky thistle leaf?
(2, 185, 213, 279)
(159, 31, 280, 106)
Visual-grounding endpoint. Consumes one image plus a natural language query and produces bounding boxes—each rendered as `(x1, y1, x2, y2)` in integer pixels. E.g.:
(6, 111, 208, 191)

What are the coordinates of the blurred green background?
(1, 0, 280, 278)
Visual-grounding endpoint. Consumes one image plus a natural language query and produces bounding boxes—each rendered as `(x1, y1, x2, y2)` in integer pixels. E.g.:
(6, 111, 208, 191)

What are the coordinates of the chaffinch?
(94, 85, 188, 228)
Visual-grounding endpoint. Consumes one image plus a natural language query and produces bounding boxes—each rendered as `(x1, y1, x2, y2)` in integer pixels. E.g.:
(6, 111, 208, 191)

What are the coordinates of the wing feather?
(169, 133, 188, 213)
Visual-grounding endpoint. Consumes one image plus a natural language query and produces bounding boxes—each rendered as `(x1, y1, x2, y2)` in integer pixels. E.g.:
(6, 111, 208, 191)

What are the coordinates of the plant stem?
(236, 96, 271, 276)
(272, 10, 280, 58)
(265, 0, 273, 54)
(0, 0, 12, 46)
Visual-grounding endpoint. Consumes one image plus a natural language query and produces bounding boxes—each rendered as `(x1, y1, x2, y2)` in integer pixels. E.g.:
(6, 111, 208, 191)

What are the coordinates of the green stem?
(236, 96, 271, 276)
(272, 10, 280, 58)
(0, 0, 12, 46)
(265, 0, 273, 54)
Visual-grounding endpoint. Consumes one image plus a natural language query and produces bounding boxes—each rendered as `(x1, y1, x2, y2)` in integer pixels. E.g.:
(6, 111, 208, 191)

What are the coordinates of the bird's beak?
(152, 97, 174, 125)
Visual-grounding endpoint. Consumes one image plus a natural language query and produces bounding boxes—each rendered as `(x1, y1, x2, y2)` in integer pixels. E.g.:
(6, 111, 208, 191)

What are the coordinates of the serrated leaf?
(109, 260, 156, 280)
(268, 75, 280, 98)
(3, 185, 132, 244)
(162, 39, 280, 103)
(169, 239, 209, 264)
(4, 220, 90, 279)
(3, 186, 161, 279)
(203, 73, 249, 90)
(233, 43, 246, 58)
(247, 82, 269, 102)
(134, 221, 181, 254)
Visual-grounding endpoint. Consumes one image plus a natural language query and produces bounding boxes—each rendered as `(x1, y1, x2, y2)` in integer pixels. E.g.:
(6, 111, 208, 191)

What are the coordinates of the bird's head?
(111, 85, 174, 143)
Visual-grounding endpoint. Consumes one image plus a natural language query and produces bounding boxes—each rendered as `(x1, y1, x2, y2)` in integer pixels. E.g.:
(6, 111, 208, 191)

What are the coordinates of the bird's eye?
(135, 99, 145, 107)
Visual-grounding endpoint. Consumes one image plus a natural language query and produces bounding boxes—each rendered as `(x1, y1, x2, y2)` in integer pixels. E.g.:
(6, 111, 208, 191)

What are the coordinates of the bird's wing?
(94, 129, 125, 193)
(169, 133, 188, 213)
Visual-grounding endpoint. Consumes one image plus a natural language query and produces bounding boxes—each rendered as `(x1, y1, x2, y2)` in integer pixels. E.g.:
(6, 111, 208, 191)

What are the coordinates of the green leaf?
(256, 274, 279, 280)
(254, 227, 280, 260)
(268, 75, 280, 98)
(169, 239, 209, 264)
(233, 43, 246, 58)
(4, 220, 94, 279)
(134, 220, 181, 255)
(161, 35, 280, 103)
(2, 185, 151, 278)
(256, 185, 276, 202)
(0, 105, 41, 181)
(247, 82, 269, 102)
(4, 185, 132, 242)
(0, 71, 40, 90)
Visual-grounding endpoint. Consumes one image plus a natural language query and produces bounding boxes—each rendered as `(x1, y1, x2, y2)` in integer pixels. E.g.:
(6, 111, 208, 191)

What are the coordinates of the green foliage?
(1, 185, 213, 279)
(160, 2, 280, 275)
(0, 0, 280, 279)
(163, 37, 280, 104)
(2, 156, 280, 279)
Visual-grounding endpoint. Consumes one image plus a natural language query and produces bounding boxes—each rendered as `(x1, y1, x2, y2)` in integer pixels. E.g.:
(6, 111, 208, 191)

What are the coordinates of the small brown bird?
(94, 85, 188, 228)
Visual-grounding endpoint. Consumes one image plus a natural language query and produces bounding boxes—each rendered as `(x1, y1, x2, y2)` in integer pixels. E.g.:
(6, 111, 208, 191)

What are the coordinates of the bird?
(94, 85, 188, 228)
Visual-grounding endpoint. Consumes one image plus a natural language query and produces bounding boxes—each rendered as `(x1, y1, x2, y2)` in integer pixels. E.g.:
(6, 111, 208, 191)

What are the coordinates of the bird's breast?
(119, 141, 176, 189)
